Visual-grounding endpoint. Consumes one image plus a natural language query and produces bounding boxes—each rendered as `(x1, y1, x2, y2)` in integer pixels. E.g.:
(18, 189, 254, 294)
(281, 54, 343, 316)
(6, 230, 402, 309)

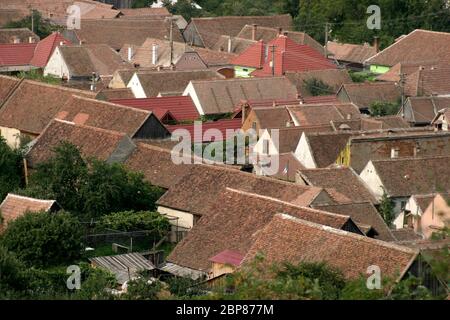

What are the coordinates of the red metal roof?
(209, 249, 244, 266)
(167, 119, 242, 143)
(30, 32, 71, 68)
(232, 35, 336, 76)
(111, 96, 200, 122)
(0, 43, 37, 66)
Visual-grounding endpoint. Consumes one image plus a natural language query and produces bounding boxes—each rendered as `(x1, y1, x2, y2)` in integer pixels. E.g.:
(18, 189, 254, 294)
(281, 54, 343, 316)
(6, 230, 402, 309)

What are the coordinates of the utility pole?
(31, 8, 34, 33)
(271, 44, 276, 76)
(399, 72, 406, 113)
(324, 22, 330, 58)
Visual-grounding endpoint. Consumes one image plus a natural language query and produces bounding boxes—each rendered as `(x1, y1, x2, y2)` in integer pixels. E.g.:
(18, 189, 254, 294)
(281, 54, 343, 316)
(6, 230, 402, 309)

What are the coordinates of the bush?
(303, 78, 332, 96)
(98, 211, 170, 235)
(1, 211, 84, 267)
(369, 101, 401, 117)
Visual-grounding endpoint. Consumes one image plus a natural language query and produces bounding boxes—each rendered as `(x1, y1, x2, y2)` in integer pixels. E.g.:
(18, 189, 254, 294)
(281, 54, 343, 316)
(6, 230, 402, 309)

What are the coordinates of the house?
(403, 64, 450, 97)
(241, 106, 295, 133)
(119, 6, 171, 17)
(0, 28, 39, 44)
(242, 214, 426, 285)
(183, 77, 298, 116)
(128, 70, 223, 98)
(0, 31, 71, 72)
(213, 36, 256, 55)
(56, 95, 170, 139)
(255, 152, 305, 182)
(166, 119, 243, 143)
(44, 44, 132, 80)
(231, 35, 336, 78)
(359, 157, 450, 229)
(331, 115, 410, 131)
(183, 15, 292, 49)
(376, 60, 439, 82)
(0, 193, 59, 233)
(209, 250, 245, 279)
(337, 130, 450, 173)
(287, 103, 361, 126)
(0, 43, 37, 72)
(108, 68, 141, 89)
(297, 167, 378, 204)
(90, 252, 155, 285)
(432, 108, 450, 131)
(95, 88, 134, 100)
(312, 202, 396, 241)
(124, 142, 194, 190)
(285, 69, 352, 97)
(337, 82, 401, 113)
(0, 80, 95, 148)
(295, 131, 354, 169)
(405, 193, 450, 239)
(166, 187, 362, 274)
(236, 24, 325, 55)
(63, 18, 184, 50)
(26, 119, 136, 168)
(326, 41, 377, 70)
(156, 164, 347, 233)
(366, 29, 450, 74)
(110, 96, 200, 124)
(400, 96, 450, 127)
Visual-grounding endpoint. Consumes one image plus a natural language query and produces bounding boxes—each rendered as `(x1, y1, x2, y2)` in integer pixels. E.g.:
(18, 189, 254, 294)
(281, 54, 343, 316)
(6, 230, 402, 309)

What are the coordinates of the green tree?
(0, 137, 23, 202)
(303, 78, 333, 96)
(378, 190, 395, 226)
(4, 11, 60, 39)
(369, 101, 401, 116)
(123, 277, 168, 300)
(0, 211, 83, 267)
(0, 245, 28, 297)
(163, 0, 204, 20)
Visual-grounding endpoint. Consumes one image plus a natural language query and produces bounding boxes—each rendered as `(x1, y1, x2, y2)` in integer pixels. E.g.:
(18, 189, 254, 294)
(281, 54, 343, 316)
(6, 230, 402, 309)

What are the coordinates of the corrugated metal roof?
(160, 262, 206, 280)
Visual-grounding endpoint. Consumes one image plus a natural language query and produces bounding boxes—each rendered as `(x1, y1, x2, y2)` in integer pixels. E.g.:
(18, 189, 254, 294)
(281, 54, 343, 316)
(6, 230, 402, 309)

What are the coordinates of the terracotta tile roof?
(0, 9, 25, 27)
(285, 69, 352, 97)
(331, 116, 410, 131)
(391, 229, 423, 242)
(187, 76, 298, 115)
(0, 193, 57, 232)
(338, 82, 401, 110)
(209, 250, 245, 267)
(299, 167, 377, 204)
(366, 29, 450, 67)
(327, 41, 377, 64)
(0, 28, 39, 44)
(26, 119, 134, 167)
(111, 96, 199, 122)
(243, 214, 418, 280)
(252, 107, 294, 129)
(96, 88, 134, 101)
(192, 47, 237, 66)
(404, 96, 450, 124)
(404, 64, 450, 96)
(30, 32, 71, 68)
(167, 188, 355, 271)
(56, 95, 154, 137)
(137, 69, 223, 97)
(301, 95, 340, 104)
(186, 15, 293, 49)
(66, 18, 183, 50)
(270, 152, 305, 182)
(167, 119, 242, 143)
(312, 202, 396, 242)
(157, 164, 332, 216)
(0, 80, 95, 135)
(119, 7, 170, 17)
(232, 36, 336, 75)
(305, 132, 353, 167)
(212, 36, 257, 55)
(370, 157, 450, 197)
(0, 43, 37, 67)
(124, 142, 193, 189)
(411, 193, 450, 213)
(58, 44, 131, 77)
(237, 25, 325, 55)
(288, 103, 361, 126)
(376, 60, 439, 82)
(0, 75, 20, 105)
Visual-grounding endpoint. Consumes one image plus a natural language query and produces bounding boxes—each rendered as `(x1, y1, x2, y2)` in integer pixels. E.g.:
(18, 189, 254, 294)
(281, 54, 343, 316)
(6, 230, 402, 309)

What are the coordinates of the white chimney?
(228, 36, 232, 53)
(152, 44, 158, 65)
(127, 46, 133, 61)
(29, 36, 34, 43)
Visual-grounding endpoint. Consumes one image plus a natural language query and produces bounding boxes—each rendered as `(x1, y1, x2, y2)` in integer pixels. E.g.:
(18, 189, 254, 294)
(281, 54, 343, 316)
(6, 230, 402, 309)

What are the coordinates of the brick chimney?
(252, 24, 258, 41)
(373, 36, 380, 53)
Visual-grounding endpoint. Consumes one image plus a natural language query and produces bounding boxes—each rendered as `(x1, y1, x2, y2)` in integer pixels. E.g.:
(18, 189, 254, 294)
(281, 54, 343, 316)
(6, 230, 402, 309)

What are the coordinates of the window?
(391, 147, 399, 158)
(262, 139, 270, 154)
(252, 121, 257, 130)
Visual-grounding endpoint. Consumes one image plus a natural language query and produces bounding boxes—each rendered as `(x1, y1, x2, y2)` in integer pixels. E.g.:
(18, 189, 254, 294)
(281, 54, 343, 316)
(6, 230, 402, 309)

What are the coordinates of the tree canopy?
(0, 137, 23, 202)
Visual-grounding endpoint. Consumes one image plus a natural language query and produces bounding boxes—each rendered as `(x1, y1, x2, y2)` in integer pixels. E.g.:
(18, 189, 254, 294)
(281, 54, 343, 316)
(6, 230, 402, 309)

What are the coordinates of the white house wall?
(127, 73, 147, 98)
(359, 161, 384, 201)
(44, 47, 70, 79)
(294, 133, 316, 168)
(157, 206, 194, 230)
(0, 126, 21, 149)
(183, 82, 204, 115)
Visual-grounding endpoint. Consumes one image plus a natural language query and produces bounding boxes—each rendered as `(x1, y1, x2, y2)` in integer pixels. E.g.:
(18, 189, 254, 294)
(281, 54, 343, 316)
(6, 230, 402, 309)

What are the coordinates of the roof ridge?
(2, 193, 56, 204)
(69, 95, 151, 115)
(277, 213, 418, 254)
(52, 118, 127, 137)
(20, 79, 96, 95)
(371, 155, 450, 163)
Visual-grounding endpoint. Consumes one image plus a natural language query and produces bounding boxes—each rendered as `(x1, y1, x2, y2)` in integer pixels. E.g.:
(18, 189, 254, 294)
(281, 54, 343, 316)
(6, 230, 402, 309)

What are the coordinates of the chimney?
(278, 27, 283, 35)
(373, 36, 380, 53)
(59, 41, 65, 46)
(29, 36, 35, 43)
(152, 44, 158, 65)
(127, 46, 133, 62)
(252, 24, 258, 41)
(228, 36, 232, 53)
(283, 31, 289, 37)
